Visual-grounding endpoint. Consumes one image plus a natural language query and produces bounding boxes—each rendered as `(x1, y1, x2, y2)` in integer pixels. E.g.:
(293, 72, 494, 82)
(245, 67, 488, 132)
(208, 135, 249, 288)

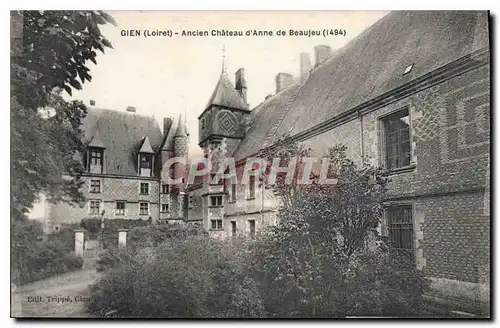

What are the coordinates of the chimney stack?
(235, 68, 247, 104)
(163, 117, 173, 135)
(89, 100, 96, 106)
(314, 45, 332, 67)
(275, 72, 294, 93)
(300, 52, 312, 84)
(126, 106, 136, 113)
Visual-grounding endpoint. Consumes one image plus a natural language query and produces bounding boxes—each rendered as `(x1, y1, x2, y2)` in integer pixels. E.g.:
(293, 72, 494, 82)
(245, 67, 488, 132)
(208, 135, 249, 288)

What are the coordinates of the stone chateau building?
(48, 11, 490, 310)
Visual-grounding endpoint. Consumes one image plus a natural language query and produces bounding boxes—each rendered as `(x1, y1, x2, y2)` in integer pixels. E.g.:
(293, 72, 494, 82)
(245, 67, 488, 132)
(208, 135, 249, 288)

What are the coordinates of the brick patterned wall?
(50, 175, 160, 225)
(362, 65, 490, 198)
(418, 192, 489, 283)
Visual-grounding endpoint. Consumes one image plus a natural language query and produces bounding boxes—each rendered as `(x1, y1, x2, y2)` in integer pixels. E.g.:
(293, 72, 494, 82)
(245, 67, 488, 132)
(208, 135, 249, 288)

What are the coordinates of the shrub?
(11, 219, 83, 285)
(96, 246, 137, 273)
(87, 236, 263, 318)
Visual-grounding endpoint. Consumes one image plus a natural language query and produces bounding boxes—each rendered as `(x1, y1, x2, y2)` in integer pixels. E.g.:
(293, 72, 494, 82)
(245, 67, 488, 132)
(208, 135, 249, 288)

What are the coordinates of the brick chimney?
(300, 52, 312, 84)
(163, 117, 173, 135)
(235, 68, 247, 104)
(276, 72, 294, 93)
(126, 106, 136, 113)
(314, 45, 332, 67)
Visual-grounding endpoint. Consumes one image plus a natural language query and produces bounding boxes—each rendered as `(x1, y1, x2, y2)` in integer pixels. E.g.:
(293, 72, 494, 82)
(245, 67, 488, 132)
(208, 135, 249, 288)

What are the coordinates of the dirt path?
(11, 268, 100, 318)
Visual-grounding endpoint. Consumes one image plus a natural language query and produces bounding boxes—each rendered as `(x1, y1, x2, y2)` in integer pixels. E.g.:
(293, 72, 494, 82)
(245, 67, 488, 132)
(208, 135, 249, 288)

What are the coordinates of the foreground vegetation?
(87, 145, 430, 318)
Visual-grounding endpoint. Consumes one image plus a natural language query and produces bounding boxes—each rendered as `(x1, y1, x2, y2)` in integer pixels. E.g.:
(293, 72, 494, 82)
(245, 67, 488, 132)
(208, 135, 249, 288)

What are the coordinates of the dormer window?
(88, 147, 104, 174)
(140, 154, 152, 169)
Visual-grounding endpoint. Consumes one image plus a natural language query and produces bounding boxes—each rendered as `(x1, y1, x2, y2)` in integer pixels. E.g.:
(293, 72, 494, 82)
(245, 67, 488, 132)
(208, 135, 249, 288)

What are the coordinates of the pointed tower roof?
(89, 128, 105, 148)
(174, 114, 188, 137)
(138, 136, 154, 153)
(205, 73, 249, 111)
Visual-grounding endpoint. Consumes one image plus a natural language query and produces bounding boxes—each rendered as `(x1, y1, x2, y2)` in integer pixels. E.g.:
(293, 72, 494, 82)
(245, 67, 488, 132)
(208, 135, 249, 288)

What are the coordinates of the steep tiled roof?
(232, 84, 302, 161)
(82, 108, 163, 175)
(268, 11, 489, 143)
(206, 73, 249, 111)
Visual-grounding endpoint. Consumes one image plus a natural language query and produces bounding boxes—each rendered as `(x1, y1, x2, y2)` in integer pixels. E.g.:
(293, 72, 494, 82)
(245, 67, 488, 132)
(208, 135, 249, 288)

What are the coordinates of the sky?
(65, 10, 388, 156)
(30, 11, 388, 218)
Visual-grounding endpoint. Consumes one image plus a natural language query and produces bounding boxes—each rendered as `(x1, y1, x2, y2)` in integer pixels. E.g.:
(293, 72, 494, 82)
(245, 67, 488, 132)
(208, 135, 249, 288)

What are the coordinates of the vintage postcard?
(10, 10, 491, 318)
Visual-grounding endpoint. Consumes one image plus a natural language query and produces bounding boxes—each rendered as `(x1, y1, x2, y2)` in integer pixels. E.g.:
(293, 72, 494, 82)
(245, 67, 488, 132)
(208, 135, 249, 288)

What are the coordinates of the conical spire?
(174, 113, 188, 137)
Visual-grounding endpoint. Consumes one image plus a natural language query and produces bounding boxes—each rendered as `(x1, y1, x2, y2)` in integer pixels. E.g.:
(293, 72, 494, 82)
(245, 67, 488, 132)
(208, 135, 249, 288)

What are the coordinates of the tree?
(10, 10, 115, 219)
(247, 141, 428, 317)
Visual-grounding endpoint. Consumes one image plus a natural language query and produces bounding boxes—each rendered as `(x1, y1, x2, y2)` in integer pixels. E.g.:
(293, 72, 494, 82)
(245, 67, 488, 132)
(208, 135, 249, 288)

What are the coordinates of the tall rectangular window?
(89, 148, 103, 166)
(231, 184, 237, 202)
(90, 180, 101, 193)
(249, 220, 256, 236)
(382, 109, 411, 170)
(248, 176, 255, 199)
(386, 206, 414, 267)
(115, 201, 125, 215)
(161, 203, 169, 213)
(89, 200, 100, 215)
(161, 184, 169, 194)
(231, 221, 237, 236)
(139, 202, 149, 216)
(140, 183, 149, 195)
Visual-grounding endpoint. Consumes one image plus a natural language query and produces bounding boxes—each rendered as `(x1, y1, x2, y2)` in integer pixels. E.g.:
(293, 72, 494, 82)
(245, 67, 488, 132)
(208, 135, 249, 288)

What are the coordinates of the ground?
(11, 259, 100, 318)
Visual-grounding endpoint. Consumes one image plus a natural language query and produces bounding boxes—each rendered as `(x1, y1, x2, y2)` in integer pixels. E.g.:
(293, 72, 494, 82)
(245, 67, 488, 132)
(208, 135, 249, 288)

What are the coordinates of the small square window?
(161, 203, 169, 213)
(115, 201, 125, 215)
(90, 180, 101, 193)
(211, 219, 223, 230)
(139, 202, 149, 215)
(140, 154, 152, 169)
(140, 183, 149, 195)
(89, 200, 101, 215)
(210, 195, 223, 207)
(161, 184, 169, 194)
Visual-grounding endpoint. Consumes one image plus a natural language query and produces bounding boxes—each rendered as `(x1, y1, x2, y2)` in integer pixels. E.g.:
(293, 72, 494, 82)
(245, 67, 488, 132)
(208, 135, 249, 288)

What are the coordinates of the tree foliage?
(248, 142, 429, 317)
(10, 10, 115, 218)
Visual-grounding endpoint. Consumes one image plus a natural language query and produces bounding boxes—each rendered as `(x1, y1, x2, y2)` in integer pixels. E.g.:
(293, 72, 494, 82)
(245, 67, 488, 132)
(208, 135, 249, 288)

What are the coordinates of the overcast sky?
(66, 10, 388, 155)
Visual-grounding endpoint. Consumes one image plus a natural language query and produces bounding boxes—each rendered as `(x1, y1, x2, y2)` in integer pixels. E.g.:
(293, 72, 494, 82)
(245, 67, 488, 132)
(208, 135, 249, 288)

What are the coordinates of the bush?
(11, 219, 83, 285)
(87, 236, 263, 318)
(127, 222, 207, 248)
(95, 246, 137, 273)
